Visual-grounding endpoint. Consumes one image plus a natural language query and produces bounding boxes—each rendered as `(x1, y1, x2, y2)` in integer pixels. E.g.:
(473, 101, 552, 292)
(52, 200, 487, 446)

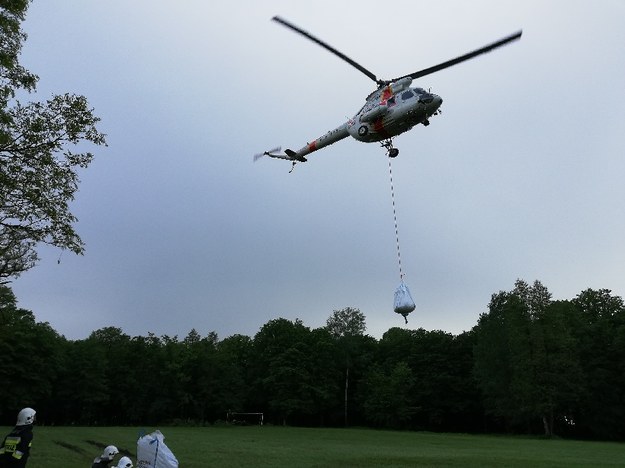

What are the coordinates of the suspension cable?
(387, 156, 404, 281)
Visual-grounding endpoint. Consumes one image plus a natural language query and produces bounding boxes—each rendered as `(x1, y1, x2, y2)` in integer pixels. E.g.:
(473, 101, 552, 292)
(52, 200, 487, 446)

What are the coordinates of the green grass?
(2, 425, 624, 467)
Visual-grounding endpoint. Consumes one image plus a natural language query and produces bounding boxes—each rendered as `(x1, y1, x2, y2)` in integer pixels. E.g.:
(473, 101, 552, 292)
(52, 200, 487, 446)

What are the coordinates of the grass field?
(2, 425, 624, 467)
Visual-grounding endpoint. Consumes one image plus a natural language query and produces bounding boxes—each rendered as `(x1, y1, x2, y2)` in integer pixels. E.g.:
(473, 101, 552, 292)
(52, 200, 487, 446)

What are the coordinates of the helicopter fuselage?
(349, 83, 443, 143)
(285, 78, 442, 161)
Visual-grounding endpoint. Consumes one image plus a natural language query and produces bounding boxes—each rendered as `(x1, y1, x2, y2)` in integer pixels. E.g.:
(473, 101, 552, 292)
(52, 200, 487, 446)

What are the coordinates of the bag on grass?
(394, 281, 416, 323)
(137, 430, 178, 468)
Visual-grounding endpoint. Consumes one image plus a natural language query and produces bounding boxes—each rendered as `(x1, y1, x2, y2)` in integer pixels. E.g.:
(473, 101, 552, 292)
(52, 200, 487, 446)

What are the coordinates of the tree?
(473, 283, 540, 431)
(512, 279, 554, 435)
(325, 307, 368, 426)
(180, 330, 232, 422)
(0, 284, 65, 424)
(535, 300, 583, 436)
(325, 307, 366, 338)
(362, 362, 416, 428)
(0, 1, 106, 280)
(215, 334, 254, 418)
(302, 327, 341, 425)
(51, 338, 108, 425)
(0, 1, 37, 107)
(474, 280, 585, 436)
(252, 318, 314, 425)
(571, 289, 625, 439)
(377, 327, 481, 432)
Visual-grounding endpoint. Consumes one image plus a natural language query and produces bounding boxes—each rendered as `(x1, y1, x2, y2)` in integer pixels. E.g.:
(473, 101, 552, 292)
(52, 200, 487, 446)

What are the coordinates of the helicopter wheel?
(381, 139, 399, 158)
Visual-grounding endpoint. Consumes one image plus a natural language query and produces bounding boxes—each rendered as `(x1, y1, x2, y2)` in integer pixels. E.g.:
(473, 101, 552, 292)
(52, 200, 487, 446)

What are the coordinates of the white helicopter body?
(255, 17, 520, 167)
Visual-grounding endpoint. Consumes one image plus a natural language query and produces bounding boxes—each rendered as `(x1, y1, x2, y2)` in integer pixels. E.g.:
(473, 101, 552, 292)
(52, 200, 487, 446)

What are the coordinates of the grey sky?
(11, 0, 625, 340)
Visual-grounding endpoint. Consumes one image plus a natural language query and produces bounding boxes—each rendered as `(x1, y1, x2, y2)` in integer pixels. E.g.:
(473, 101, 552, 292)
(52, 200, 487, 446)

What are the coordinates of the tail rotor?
(253, 146, 282, 162)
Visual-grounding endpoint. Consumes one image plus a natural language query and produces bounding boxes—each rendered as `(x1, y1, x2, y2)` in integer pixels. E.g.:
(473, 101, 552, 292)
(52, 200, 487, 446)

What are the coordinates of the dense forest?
(1, 280, 624, 441)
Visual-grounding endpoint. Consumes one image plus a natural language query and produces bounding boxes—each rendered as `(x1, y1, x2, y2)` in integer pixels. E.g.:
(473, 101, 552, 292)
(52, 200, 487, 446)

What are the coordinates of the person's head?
(16, 408, 36, 426)
(102, 445, 119, 461)
(117, 456, 133, 468)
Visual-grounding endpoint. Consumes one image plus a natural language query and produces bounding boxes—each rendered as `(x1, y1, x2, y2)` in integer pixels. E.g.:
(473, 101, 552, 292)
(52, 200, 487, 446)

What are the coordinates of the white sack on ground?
(137, 430, 178, 468)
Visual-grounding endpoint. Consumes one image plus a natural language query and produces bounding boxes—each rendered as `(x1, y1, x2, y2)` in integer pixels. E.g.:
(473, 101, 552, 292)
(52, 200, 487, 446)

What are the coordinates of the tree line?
(1, 280, 624, 441)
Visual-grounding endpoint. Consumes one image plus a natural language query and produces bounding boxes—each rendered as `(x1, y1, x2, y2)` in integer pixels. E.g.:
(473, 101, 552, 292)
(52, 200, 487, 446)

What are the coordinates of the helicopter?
(254, 16, 522, 170)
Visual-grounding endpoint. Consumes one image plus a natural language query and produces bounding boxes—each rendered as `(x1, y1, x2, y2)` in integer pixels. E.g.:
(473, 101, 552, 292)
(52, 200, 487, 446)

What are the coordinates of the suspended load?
(394, 281, 416, 324)
(386, 154, 416, 324)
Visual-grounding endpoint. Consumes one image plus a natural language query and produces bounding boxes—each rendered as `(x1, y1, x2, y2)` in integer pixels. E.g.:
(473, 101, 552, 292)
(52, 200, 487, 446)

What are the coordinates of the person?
(91, 445, 119, 468)
(116, 456, 133, 468)
(0, 408, 36, 467)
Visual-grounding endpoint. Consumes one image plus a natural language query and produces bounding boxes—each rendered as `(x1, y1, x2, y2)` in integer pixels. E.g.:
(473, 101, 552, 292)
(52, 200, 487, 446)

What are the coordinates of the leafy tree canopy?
(325, 307, 366, 338)
(0, 0, 106, 281)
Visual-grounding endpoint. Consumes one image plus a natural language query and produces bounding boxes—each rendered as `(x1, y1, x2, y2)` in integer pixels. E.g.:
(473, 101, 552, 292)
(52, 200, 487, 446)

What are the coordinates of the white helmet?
(117, 456, 133, 468)
(102, 445, 119, 461)
(16, 408, 36, 426)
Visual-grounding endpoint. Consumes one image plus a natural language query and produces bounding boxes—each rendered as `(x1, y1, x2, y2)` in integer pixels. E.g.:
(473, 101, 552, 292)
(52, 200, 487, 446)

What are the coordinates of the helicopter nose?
(419, 93, 442, 107)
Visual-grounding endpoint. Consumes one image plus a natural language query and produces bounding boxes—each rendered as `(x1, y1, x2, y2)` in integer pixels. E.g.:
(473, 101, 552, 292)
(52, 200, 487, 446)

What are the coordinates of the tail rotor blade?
(253, 146, 282, 162)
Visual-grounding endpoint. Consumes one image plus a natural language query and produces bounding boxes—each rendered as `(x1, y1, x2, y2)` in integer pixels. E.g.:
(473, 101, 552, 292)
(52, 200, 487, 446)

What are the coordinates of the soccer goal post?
(226, 411, 264, 425)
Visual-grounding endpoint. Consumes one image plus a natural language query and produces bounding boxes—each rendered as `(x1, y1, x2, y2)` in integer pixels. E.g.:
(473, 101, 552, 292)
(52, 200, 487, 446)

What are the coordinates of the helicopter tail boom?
(288, 123, 350, 160)
(256, 123, 350, 166)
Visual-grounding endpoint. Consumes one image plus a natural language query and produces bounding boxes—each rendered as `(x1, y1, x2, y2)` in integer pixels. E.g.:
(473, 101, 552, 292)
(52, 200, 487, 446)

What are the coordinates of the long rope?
(387, 157, 404, 281)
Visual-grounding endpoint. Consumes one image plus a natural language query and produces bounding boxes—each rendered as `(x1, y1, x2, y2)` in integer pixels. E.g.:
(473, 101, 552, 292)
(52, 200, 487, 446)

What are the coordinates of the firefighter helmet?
(16, 408, 36, 426)
(103, 445, 119, 461)
(117, 456, 133, 467)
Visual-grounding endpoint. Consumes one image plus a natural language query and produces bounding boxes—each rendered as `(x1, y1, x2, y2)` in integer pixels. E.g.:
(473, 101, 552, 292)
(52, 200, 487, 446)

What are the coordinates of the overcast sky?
(10, 0, 625, 341)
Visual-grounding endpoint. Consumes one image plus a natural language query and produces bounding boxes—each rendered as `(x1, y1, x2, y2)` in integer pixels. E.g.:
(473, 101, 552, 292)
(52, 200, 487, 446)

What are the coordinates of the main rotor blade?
(272, 16, 380, 84)
(390, 30, 523, 83)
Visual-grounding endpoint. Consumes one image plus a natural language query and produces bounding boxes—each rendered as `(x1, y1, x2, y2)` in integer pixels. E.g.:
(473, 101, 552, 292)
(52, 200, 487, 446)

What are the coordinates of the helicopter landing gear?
(381, 139, 399, 158)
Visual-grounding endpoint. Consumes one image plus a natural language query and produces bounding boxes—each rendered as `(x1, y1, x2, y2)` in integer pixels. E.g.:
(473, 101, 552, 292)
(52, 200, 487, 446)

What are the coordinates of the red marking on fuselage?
(373, 117, 389, 138)
(308, 140, 317, 152)
(380, 86, 393, 104)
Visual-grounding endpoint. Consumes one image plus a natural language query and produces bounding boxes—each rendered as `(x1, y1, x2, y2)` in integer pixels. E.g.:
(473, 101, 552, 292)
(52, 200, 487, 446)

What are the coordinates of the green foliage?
(252, 318, 341, 425)
(362, 361, 416, 428)
(0, 0, 37, 105)
(2, 282, 625, 440)
(325, 307, 373, 426)
(473, 281, 625, 438)
(0, 285, 63, 422)
(0, 1, 106, 280)
(570, 289, 625, 439)
(377, 327, 481, 431)
(325, 306, 366, 338)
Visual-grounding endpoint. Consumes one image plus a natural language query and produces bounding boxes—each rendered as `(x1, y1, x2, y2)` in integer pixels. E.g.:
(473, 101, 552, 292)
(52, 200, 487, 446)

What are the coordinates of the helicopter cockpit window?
(401, 90, 414, 100)
(414, 88, 425, 94)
